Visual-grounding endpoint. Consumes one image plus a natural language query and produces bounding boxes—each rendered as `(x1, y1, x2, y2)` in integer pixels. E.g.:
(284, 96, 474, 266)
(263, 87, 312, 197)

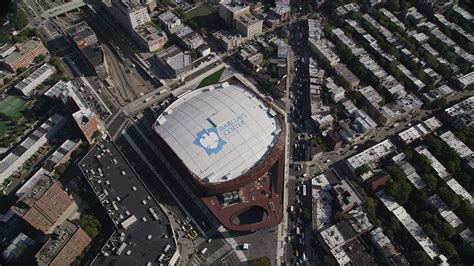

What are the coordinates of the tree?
(412, 153, 432, 174)
(16, 67, 26, 75)
(437, 222, 455, 239)
(50, 57, 64, 74)
(324, 255, 337, 266)
(249, 256, 271, 266)
(0, 30, 10, 44)
(19, 27, 37, 38)
(421, 173, 438, 189)
(13, 9, 28, 30)
(385, 0, 400, 11)
(387, 181, 412, 205)
(385, 164, 404, 181)
(77, 214, 101, 238)
(438, 241, 458, 259)
(418, 211, 433, 223)
(365, 197, 377, 222)
(438, 187, 460, 210)
(263, 46, 274, 58)
(54, 162, 70, 179)
(458, 200, 474, 227)
(332, 211, 349, 224)
(338, 46, 354, 62)
(355, 165, 371, 176)
(453, 172, 471, 189)
(34, 54, 45, 63)
(388, 216, 400, 232)
(431, 98, 447, 109)
(408, 250, 431, 266)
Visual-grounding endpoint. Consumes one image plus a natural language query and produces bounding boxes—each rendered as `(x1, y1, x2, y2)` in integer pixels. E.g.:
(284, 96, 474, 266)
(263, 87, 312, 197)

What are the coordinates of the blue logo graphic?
(194, 127, 226, 155)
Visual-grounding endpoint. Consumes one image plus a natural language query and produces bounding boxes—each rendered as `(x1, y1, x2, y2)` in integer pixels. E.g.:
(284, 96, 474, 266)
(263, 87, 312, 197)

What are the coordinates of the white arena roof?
(154, 83, 281, 184)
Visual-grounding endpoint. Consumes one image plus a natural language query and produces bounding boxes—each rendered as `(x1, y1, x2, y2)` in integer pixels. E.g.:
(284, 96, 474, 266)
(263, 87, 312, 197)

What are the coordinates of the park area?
(184, 4, 226, 33)
(0, 96, 28, 142)
(0, 96, 27, 120)
(198, 68, 225, 88)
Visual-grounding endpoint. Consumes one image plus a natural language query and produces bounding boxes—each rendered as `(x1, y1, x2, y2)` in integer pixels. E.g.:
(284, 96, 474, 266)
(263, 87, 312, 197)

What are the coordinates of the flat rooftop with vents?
(154, 82, 281, 184)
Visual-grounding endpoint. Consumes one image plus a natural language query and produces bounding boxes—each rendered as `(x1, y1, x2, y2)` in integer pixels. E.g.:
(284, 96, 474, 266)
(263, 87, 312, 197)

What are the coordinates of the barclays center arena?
(153, 82, 286, 231)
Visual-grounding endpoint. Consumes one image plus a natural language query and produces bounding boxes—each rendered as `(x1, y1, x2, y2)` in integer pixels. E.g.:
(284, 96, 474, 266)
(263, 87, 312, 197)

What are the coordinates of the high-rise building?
(218, 0, 250, 27)
(66, 22, 108, 79)
(45, 81, 101, 143)
(235, 14, 263, 39)
(111, 0, 151, 30)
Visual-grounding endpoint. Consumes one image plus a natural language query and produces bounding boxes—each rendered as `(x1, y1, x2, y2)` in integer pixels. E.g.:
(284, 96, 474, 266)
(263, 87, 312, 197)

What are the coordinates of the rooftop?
(0, 114, 65, 181)
(15, 63, 55, 92)
(457, 71, 474, 87)
(428, 194, 463, 229)
(236, 14, 261, 26)
(377, 190, 443, 261)
(81, 140, 177, 265)
(36, 219, 91, 266)
(415, 146, 449, 179)
(3, 39, 45, 65)
(439, 131, 473, 158)
(66, 21, 97, 47)
(346, 140, 396, 170)
(45, 81, 96, 127)
(370, 227, 398, 257)
(219, 0, 250, 13)
(154, 83, 281, 184)
(157, 46, 192, 72)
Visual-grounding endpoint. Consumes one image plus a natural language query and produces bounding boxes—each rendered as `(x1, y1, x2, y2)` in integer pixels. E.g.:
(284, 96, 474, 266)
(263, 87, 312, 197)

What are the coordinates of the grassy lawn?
(184, 4, 215, 21)
(184, 4, 226, 32)
(198, 68, 225, 88)
(0, 96, 27, 120)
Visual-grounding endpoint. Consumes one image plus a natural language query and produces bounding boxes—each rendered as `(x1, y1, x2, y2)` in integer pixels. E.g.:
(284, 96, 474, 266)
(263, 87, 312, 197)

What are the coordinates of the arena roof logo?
(194, 127, 226, 155)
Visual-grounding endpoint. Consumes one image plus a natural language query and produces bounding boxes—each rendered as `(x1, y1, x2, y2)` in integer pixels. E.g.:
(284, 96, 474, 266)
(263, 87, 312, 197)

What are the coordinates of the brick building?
(12, 176, 73, 233)
(364, 171, 390, 193)
(1, 39, 48, 72)
(36, 220, 91, 266)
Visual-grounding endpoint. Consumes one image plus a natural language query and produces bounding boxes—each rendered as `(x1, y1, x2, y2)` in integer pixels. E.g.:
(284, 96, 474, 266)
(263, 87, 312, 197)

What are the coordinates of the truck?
(302, 184, 307, 197)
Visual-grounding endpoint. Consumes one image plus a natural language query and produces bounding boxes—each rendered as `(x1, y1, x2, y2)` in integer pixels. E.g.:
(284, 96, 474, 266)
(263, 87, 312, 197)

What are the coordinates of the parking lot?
(79, 139, 177, 265)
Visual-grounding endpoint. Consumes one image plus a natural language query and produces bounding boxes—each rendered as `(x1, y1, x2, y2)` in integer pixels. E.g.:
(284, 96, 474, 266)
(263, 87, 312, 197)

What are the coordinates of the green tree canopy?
(387, 180, 412, 205)
(437, 187, 460, 210)
(385, 164, 404, 181)
(0, 30, 10, 44)
(438, 241, 458, 259)
(249, 256, 271, 266)
(412, 153, 432, 174)
(355, 165, 371, 176)
(421, 173, 438, 189)
(77, 214, 101, 238)
(408, 250, 431, 265)
(13, 9, 28, 30)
